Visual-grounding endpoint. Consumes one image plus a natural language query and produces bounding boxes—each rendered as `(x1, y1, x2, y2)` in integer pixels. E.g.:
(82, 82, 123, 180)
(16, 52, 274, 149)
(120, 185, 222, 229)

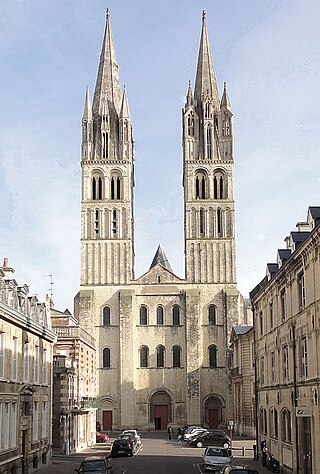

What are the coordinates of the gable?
(135, 263, 183, 285)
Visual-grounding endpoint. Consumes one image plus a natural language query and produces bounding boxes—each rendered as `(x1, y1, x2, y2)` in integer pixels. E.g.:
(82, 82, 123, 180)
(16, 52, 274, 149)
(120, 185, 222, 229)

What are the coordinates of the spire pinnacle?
(220, 81, 231, 111)
(82, 86, 92, 121)
(120, 86, 131, 119)
(92, 9, 122, 116)
(194, 12, 219, 108)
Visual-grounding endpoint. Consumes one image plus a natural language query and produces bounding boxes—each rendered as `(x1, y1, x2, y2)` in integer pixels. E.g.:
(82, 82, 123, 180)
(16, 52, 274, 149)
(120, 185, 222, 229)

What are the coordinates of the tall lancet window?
(217, 208, 223, 237)
(205, 102, 211, 119)
(200, 209, 205, 237)
(123, 121, 128, 142)
(102, 132, 108, 159)
(112, 210, 117, 236)
(94, 209, 101, 238)
(206, 125, 212, 159)
(187, 113, 195, 136)
(195, 170, 208, 199)
(213, 171, 227, 199)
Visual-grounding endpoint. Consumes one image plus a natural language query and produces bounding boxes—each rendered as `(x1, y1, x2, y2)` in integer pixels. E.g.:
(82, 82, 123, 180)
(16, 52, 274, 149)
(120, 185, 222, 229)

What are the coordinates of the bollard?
(253, 444, 257, 460)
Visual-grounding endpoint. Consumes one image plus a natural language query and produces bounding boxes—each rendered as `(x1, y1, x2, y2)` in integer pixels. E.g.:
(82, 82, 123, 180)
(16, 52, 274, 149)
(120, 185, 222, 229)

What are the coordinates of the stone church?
(75, 10, 243, 431)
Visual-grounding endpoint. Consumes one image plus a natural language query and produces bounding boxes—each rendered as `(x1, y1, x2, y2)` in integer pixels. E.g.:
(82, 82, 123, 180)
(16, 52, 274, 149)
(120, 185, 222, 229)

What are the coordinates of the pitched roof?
(149, 245, 173, 273)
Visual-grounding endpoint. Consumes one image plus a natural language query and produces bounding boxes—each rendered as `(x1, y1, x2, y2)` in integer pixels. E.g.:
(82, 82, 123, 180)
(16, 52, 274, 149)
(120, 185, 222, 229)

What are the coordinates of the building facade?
(229, 326, 255, 437)
(76, 10, 242, 431)
(0, 259, 56, 474)
(51, 306, 97, 454)
(250, 207, 320, 474)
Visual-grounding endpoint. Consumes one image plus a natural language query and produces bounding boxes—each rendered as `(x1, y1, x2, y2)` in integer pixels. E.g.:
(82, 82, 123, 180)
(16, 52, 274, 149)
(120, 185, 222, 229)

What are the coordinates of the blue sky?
(0, 0, 319, 311)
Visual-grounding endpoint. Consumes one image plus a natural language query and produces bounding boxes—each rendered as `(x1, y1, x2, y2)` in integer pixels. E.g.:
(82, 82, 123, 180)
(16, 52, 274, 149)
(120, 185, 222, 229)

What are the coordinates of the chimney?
(2, 258, 15, 278)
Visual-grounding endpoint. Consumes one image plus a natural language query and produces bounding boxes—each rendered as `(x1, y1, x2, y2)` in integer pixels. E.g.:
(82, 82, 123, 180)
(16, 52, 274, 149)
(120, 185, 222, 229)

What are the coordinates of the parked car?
(111, 438, 134, 457)
(188, 431, 231, 448)
(118, 433, 138, 449)
(121, 429, 142, 446)
(96, 432, 109, 443)
(221, 466, 260, 474)
(184, 427, 207, 441)
(202, 446, 231, 472)
(187, 429, 209, 443)
(76, 456, 113, 474)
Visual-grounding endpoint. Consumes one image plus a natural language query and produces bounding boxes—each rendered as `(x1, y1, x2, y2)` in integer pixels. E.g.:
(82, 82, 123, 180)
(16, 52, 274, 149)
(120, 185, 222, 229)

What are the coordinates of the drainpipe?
(252, 305, 259, 460)
(292, 323, 299, 473)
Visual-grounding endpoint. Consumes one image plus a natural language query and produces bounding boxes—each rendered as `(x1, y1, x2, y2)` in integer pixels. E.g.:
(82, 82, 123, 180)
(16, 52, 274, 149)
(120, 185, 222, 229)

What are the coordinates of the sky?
(0, 0, 319, 311)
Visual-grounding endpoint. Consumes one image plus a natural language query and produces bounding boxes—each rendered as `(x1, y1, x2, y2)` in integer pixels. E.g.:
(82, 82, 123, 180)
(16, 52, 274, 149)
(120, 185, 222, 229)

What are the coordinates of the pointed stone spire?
(120, 86, 131, 119)
(92, 8, 122, 116)
(186, 80, 193, 105)
(82, 87, 92, 121)
(220, 82, 231, 111)
(150, 245, 173, 273)
(194, 11, 220, 108)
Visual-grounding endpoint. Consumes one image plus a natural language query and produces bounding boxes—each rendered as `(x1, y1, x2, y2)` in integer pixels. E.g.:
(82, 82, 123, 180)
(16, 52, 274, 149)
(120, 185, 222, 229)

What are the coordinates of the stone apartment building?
(229, 325, 255, 438)
(250, 206, 320, 474)
(0, 259, 56, 474)
(76, 10, 243, 431)
(51, 305, 96, 454)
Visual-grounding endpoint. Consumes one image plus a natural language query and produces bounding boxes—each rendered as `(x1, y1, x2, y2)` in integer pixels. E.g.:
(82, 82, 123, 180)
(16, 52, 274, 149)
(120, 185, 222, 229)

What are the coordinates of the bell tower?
(183, 11, 236, 284)
(80, 9, 134, 286)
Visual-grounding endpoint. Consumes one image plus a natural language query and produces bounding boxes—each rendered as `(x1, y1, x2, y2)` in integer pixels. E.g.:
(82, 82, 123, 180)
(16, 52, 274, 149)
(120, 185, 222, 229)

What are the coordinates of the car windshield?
(206, 448, 228, 457)
(81, 461, 106, 472)
(114, 439, 128, 445)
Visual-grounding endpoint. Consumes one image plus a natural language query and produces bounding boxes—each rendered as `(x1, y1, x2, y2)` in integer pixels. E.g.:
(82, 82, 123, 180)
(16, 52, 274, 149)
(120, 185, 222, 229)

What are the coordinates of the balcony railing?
(53, 326, 95, 347)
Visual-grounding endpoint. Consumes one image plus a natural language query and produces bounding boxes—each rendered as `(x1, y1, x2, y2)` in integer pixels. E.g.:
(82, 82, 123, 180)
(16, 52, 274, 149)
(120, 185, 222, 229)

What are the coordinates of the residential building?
(0, 259, 56, 474)
(75, 10, 243, 431)
(229, 326, 255, 437)
(250, 206, 320, 474)
(51, 304, 96, 454)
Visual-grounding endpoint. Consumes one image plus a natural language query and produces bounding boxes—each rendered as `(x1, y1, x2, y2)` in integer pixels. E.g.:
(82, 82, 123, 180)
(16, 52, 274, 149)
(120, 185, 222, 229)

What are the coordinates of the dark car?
(111, 438, 134, 457)
(76, 456, 113, 474)
(118, 433, 137, 449)
(189, 430, 231, 448)
(221, 467, 260, 474)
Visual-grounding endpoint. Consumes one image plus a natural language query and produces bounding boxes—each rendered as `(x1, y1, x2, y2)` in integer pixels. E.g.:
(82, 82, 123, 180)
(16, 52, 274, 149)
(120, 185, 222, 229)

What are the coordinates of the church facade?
(76, 10, 242, 431)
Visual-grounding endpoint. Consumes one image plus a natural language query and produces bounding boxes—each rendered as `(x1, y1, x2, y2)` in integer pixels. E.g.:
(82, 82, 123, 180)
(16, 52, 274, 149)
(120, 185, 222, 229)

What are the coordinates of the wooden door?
(102, 410, 112, 431)
(208, 408, 219, 428)
(154, 405, 168, 430)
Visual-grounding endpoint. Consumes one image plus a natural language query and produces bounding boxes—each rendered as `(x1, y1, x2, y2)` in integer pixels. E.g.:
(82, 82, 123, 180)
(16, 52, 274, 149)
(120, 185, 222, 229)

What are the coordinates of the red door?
(102, 411, 112, 431)
(154, 405, 168, 430)
(208, 409, 219, 428)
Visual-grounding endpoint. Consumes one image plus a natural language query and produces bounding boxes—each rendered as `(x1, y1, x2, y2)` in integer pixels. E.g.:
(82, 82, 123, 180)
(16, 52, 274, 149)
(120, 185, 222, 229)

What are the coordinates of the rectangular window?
(298, 272, 306, 310)
(271, 351, 276, 383)
(280, 289, 287, 321)
(260, 356, 265, 385)
(300, 337, 308, 378)
(259, 311, 264, 336)
(34, 345, 39, 383)
(33, 402, 38, 442)
(269, 301, 274, 328)
(23, 343, 29, 382)
(283, 345, 289, 381)
(43, 349, 48, 384)
(12, 338, 18, 380)
(4, 402, 9, 449)
(10, 402, 17, 448)
(0, 332, 5, 379)
(42, 401, 47, 439)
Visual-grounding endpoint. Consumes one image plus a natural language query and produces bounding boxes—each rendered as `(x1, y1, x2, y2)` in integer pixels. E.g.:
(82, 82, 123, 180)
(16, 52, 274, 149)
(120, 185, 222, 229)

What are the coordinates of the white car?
(184, 428, 207, 441)
(202, 446, 231, 472)
(121, 429, 142, 446)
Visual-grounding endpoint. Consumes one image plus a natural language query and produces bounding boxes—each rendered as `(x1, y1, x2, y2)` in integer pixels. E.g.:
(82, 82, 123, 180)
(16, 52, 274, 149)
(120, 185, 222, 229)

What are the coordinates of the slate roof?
(150, 245, 173, 273)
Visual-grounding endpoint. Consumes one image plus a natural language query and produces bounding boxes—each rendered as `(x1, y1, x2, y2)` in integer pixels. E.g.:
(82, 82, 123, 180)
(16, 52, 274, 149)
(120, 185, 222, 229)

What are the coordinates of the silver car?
(202, 446, 231, 473)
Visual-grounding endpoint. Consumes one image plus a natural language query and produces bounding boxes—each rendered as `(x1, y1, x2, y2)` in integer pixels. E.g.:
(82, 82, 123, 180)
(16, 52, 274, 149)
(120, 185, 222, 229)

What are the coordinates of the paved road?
(36, 433, 270, 474)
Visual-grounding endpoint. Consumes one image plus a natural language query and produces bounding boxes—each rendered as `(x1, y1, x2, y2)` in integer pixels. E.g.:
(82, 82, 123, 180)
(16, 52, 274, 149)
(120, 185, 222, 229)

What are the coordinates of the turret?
(81, 87, 93, 162)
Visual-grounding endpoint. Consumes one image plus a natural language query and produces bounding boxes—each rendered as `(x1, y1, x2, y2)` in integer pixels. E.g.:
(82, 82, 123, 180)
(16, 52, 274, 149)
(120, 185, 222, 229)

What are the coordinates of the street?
(40, 433, 269, 474)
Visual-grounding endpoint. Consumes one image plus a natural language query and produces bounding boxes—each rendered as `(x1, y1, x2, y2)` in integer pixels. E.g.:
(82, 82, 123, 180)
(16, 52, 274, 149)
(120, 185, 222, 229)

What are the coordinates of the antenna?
(44, 274, 54, 300)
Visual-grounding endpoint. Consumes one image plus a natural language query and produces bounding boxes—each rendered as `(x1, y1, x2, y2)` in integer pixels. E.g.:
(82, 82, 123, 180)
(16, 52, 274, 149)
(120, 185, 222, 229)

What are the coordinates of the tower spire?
(194, 11, 219, 108)
(92, 8, 122, 116)
(220, 81, 231, 111)
(82, 86, 92, 121)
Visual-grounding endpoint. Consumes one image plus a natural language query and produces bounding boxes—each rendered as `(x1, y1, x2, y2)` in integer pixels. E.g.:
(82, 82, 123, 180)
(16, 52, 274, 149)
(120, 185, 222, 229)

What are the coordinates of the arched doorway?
(150, 391, 172, 430)
(205, 396, 224, 428)
(98, 397, 115, 431)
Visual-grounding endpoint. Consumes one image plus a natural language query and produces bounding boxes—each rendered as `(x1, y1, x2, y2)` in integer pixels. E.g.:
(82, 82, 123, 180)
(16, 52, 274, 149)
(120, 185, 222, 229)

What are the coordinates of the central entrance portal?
(150, 391, 171, 430)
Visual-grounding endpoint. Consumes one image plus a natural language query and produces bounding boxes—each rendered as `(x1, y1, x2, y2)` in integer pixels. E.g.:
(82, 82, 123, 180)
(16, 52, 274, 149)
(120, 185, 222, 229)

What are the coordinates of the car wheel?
(98, 439, 104, 443)
(196, 441, 203, 448)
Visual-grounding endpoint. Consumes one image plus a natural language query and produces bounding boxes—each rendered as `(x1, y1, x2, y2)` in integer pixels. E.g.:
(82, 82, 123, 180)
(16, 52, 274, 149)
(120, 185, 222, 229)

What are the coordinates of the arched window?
(172, 305, 180, 326)
(123, 120, 128, 142)
(112, 209, 117, 235)
(156, 345, 165, 368)
(102, 306, 110, 326)
(260, 408, 268, 435)
(140, 346, 149, 368)
(187, 112, 195, 136)
(92, 174, 103, 200)
(213, 171, 227, 199)
(140, 306, 148, 325)
(281, 409, 292, 443)
(195, 170, 208, 199)
(156, 306, 164, 325)
(102, 132, 108, 159)
(94, 209, 100, 237)
(205, 102, 211, 119)
(209, 345, 217, 368)
(208, 305, 217, 325)
(172, 345, 181, 368)
(102, 348, 110, 368)
(110, 173, 122, 200)
(269, 407, 278, 439)
(217, 208, 223, 236)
